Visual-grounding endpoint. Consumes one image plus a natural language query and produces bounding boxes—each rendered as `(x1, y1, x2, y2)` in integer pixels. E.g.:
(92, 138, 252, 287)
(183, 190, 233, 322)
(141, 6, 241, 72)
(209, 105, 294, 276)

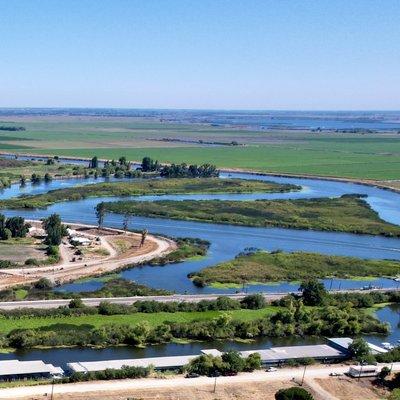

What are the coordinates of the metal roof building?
(328, 337, 387, 355)
(241, 344, 347, 364)
(0, 360, 63, 380)
(67, 354, 197, 373)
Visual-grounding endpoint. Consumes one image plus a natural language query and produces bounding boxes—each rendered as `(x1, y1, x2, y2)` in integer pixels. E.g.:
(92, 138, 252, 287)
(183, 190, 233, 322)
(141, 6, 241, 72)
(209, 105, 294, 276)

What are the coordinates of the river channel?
(2, 157, 400, 365)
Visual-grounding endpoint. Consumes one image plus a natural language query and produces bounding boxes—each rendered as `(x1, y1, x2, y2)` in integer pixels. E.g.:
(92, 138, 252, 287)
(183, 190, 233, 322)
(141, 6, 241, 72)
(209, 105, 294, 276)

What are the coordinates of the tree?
(275, 387, 314, 400)
(378, 366, 391, 381)
(221, 351, 245, 374)
(299, 279, 328, 306)
(140, 229, 148, 247)
(44, 173, 52, 182)
(34, 278, 53, 290)
(244, 352, 261, 371)
(0, 214, 5, 230)
(69, 298, 84, 309)
(240, 294, 266, 309)
(348, 338, 371, 362)
(42, 213, 67, 245)
(19, 175, 26, 186)
(96, 202, 106, 230)
(122, 213, 130, 233)
(5, 217, 30, 238)
(89, 156, 99, 169)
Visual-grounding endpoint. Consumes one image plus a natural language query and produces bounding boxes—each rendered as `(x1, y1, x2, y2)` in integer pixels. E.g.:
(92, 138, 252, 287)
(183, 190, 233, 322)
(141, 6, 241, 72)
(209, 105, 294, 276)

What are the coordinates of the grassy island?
(189, 250, 400, 287)
(102, 195, 400, 237)
(0, 178, 299, 209)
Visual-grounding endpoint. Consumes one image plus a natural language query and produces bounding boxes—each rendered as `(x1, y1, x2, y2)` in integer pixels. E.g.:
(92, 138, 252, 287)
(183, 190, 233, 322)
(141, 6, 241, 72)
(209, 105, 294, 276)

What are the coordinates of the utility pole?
(213, 372, 220, 393)
(301, 364, 307, 386)
(50, 379, 55, 400)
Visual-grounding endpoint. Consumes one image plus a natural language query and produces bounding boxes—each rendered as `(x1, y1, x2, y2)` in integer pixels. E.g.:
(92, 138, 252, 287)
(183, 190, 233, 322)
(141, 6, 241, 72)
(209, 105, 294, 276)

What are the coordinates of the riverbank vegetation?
(0, 289, 392, 350)
(0, 300, 387, 349)
(0, 178, 299, 209)
(102, 195, 400, 237)
(189, 249, 400, 287)
(0, 157, 96, 188)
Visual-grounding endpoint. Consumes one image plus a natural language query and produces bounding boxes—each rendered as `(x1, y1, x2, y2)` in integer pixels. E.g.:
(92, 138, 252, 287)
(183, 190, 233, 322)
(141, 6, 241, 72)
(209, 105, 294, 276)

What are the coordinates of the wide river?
(2, 157, 400, 365)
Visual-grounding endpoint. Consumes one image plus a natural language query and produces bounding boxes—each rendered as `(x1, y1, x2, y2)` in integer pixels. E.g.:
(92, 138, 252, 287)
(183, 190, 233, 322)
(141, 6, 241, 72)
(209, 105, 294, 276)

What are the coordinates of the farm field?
(1, 117, 400, 179)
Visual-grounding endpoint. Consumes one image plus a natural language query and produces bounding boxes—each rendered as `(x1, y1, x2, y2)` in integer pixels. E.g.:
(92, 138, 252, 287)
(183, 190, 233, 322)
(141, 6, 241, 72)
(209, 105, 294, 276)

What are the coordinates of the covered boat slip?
(68, 337, 369, 374)
(0, 360, 63, 381)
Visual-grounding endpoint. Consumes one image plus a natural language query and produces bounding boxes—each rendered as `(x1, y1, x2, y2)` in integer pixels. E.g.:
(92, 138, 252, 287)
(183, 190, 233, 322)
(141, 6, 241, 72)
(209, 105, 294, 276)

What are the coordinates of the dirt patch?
(23, 381, 321, 400)
(314, 377, 388, 400)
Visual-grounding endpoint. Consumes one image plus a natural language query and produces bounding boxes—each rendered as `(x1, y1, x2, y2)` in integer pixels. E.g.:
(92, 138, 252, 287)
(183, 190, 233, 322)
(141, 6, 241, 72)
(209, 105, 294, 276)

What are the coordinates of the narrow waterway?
(2, 158, 400, 294)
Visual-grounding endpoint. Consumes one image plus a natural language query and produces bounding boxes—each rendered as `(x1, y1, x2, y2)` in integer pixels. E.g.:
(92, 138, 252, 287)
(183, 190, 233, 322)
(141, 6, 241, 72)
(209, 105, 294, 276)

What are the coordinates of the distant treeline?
(0, 126, 25, 131)
(141, 156, 219, 178)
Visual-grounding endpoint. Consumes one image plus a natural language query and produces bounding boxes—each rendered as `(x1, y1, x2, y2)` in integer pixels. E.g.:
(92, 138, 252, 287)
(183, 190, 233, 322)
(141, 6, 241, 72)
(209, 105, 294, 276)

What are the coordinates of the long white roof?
(68, 355, 197, 373)
(0, 360, 63, 377)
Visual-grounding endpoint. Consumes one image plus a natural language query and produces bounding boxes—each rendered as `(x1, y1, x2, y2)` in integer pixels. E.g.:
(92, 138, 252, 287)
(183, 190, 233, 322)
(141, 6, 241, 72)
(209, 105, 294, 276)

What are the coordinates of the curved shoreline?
(2, 151, 399, 194)
(0, 219, 176, 290)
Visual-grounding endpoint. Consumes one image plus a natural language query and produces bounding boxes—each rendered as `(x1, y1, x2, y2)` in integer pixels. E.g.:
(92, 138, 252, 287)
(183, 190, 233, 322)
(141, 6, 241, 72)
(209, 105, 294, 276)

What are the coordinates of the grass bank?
(0, 178, 299, 209)
(103, 195, 400, 237)
(0, 307, 278, 334)
(189, 250, 400, 287)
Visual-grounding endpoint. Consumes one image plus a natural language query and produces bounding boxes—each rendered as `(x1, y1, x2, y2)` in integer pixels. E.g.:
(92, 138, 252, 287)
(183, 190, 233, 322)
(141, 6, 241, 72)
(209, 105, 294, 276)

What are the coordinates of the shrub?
(275, 387, 314, 400)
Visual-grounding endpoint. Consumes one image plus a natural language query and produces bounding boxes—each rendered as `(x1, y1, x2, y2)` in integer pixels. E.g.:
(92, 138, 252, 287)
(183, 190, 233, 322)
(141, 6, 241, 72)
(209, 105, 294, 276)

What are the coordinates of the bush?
(34, 278, 53, 290)
(0, 228, 12, 240)
(240, 294, 266, 309)
(275, 387, 314, 400)
(25, 258, 41, 266)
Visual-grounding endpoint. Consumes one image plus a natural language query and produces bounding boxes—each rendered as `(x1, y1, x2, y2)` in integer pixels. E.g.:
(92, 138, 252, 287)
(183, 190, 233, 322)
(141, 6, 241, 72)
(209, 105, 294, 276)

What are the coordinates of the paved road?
(0, 287, 399, 310)
(0, 362, 399, 399)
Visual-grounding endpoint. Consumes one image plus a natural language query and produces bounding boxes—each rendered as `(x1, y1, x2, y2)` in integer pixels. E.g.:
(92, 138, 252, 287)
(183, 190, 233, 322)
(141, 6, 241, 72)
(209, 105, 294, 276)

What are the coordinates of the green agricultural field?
(1, 117, 400, 179)
(0, 178, 298, 209)
(189, 250, 400, 286)
(0, 307, 278, 335)
(103, 195, 400, 237)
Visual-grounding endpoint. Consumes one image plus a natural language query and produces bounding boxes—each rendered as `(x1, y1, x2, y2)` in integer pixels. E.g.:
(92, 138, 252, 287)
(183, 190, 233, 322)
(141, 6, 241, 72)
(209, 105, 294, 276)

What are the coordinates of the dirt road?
(0, 363, 398, 399)
(0, 221, 176, 290)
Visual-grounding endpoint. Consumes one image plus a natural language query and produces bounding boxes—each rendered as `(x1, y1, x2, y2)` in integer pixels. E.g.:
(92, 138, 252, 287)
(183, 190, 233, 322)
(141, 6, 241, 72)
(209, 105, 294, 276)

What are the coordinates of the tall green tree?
(96, 202, 106, 230)
(5, 217, 30, 238)
(348, 337, 372, 362)
(299, 279, 328, 306)
(42, 213, 67, 245)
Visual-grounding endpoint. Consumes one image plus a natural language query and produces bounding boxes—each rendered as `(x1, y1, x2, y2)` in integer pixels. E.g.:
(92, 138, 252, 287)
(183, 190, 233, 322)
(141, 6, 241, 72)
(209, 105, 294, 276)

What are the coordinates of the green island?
(0, 157, 96, 188)
(189, 250, 400, 287)
(0, 178, 299, 209)
(102, 195, 400, 237)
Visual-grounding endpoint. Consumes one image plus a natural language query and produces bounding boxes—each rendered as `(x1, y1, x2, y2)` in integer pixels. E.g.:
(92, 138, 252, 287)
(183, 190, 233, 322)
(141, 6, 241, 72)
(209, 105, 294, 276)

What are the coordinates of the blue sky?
(0, 0, 399, 109)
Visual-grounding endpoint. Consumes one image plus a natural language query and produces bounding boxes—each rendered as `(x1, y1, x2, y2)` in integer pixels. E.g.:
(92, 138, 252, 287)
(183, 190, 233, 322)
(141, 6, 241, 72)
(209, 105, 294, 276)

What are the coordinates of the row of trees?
(3, 300, 387, 349)
(0, 294, 268, 319)
(0, 214, 30, 240)
(141, 156, 219, 178)
(186, 351, 261, 376)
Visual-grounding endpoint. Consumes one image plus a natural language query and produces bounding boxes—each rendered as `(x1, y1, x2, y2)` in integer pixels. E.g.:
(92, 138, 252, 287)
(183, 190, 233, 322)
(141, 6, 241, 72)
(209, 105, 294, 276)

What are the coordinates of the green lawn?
(0, 307, 278, 334)
(103, 195, 400, 237)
